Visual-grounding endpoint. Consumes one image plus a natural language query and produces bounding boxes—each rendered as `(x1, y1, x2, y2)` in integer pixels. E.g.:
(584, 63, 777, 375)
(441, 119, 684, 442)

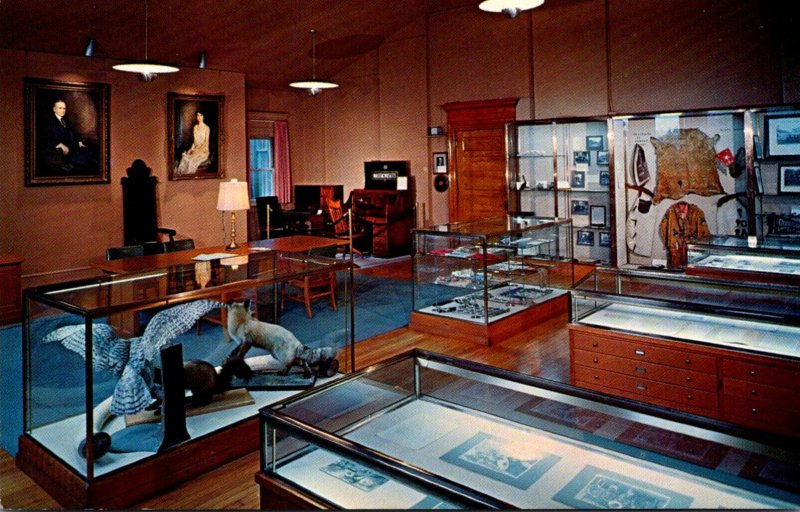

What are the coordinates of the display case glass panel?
(22, 249, 354, 482)
(259, 350, 800, 509)
(507, 119, 613, 265)
(571, 268, 800, 359)
(687, 236, 800, 283)
(411, 216, 572, 331)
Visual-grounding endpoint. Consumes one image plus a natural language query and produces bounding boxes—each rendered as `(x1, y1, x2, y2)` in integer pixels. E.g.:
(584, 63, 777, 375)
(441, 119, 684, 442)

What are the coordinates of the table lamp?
(217, 179, 250, 249)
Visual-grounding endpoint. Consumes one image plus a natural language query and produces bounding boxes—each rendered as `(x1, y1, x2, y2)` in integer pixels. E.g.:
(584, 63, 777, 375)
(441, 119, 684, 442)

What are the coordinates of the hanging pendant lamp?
(113, 0, 178, 81)
(290, 29, 339, 96)
(478, 0, 544, 18)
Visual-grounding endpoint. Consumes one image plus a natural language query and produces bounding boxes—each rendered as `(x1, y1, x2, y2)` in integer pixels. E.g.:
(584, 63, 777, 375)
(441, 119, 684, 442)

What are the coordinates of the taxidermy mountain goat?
(225, 300, 338, 377)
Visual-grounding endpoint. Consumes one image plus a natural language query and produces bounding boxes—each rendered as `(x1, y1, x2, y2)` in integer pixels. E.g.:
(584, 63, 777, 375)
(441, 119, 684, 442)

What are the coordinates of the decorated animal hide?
(650, 128, 724, 204)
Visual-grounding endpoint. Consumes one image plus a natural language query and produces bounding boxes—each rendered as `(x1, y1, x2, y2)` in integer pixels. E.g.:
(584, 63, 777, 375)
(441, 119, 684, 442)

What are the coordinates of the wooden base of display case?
(16, 417, 259, 509)
(410, 294, 567, 346)
(256, 471, 332, 510)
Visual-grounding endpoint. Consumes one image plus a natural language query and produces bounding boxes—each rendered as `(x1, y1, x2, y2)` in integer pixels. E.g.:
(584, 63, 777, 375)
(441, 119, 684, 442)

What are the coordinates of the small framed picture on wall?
(590, 205, 606, 226)
(572, 200, 589, 216)
(765, 114, 800, 158)
(576, 230, 595, 246)
(599, 231, 612, 247)
(778, 165, 800, 194)
(586, 135, 604, 151)
(571, 171, 586, 189)
(573, 151, 590, 166)
(597, 151, 609, 166)
(433, 152, 448, 174)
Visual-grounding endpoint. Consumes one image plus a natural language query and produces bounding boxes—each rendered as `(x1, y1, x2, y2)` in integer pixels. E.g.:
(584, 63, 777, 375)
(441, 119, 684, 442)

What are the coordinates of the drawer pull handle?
(686, 394, 693, 400)
(635, 367, 647, 374)
(749, 370, 757, 376)
(684, 359, 691, 365)
(750, 389, 758, 395)
(685, 376, 692, 382)
(592, 358, 599, 364)
(635, 383, 647, 391)
(593, 375, 600, 380)
(592, 342, 599, 348)
(634, 349, 646, 356)
(751, 408, 758, 415)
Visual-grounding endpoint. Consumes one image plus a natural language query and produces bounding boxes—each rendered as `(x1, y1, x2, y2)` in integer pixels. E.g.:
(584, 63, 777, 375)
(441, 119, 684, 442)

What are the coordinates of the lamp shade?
(479, 0, 544, 17)
(216, 179, 250, 212)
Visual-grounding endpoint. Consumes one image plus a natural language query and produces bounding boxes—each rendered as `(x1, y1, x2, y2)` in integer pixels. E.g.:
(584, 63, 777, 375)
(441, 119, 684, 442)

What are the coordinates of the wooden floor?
(0, 257, 579, 510)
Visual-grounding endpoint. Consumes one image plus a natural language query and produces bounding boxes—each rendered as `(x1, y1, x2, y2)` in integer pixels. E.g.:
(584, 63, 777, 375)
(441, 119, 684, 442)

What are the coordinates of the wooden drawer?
(722, 358, 800, 389)
(573, 365, 718, 412)
(571, 330, 716, 373)
(721, 395, 800, 433)
(573, 349, 717, 392)
(723, 378, 800, 408)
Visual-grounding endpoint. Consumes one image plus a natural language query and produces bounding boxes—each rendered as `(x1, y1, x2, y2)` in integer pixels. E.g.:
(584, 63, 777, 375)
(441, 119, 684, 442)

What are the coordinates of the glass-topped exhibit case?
(410, 216, 572, 345)
(506, 118, 613, 265)
(686, 235, 800, 284)
(569, 268, 800, 436)
(257, 350, 800, 509)
(18, 249, 354, 508)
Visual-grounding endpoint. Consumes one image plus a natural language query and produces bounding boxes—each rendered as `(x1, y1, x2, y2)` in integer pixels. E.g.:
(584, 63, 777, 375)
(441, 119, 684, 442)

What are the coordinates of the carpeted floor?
(0, 273, 412, 456)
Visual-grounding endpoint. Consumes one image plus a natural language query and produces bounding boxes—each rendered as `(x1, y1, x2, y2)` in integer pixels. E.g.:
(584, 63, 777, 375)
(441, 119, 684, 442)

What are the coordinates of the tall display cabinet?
(506, 119, 615, 266)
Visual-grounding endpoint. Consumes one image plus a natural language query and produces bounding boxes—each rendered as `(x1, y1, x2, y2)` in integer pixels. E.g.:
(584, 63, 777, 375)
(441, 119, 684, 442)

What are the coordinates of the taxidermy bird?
(42, 299, 223, 416)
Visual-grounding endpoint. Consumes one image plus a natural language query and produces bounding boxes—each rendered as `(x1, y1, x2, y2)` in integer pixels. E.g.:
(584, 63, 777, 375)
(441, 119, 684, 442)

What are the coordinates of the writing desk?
(93, 235, 345, 274)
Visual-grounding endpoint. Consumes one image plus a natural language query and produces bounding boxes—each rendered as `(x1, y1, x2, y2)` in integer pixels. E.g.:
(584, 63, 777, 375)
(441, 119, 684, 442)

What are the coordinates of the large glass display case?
(507, 119, 613, 265)
(257, 350, 800, 509)
(569, 268, 800, 435)
(18, 249, 354, 508)
(686, 235, 800, 284)
(410, 215, 572, 345)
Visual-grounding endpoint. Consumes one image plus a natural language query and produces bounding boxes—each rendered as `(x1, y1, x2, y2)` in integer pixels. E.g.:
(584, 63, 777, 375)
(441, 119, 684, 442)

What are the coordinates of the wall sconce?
(216, 179, 250, 249)
(479, 0, 544, 18)
(84, 38, 96, 57)
(198, 51, 206, 69)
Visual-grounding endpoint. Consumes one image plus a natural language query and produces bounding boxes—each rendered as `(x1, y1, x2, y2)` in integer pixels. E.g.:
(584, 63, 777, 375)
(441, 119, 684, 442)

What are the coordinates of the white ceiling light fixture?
(290, 29, 339, 96)
(478, 0, 544, 18)
(112, 0, 178, 81)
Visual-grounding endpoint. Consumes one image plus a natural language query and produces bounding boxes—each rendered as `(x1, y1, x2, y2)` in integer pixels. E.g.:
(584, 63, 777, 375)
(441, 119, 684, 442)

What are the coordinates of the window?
(249, 137, 274, 200)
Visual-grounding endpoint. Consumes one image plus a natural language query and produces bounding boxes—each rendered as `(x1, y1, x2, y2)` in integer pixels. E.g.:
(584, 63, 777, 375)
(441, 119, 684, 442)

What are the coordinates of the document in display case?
(686, 235, 800, 285)
(410, 215, 573, 345)
(569, 268, 800, 435)
(17, 249, 355, 508)
(257, 350, 800, 509)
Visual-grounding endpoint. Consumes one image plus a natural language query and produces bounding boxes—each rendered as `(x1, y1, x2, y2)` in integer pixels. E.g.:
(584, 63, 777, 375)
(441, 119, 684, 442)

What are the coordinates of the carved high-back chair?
(324, 198, 365, 257)
(121, 159, 176, 246)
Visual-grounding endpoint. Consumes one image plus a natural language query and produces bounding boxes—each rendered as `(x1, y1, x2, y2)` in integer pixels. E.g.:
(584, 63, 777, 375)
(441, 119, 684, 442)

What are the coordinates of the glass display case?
(18, 249, 354, 508)
(569, 268, 800, 435)
(507, 118, 613, 265)
(687, 235, 800, 284)
(410, 215, 572, 345)
(257, 349, 800, 510)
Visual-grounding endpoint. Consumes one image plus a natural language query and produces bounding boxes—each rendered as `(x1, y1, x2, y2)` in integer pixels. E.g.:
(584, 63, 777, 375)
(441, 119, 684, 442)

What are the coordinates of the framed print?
(778, 165, 800, 194)
(571, 199, 589, 216)
(590, 205, 606, 226)
(753, 134, 763, 160)
(754, 162, 764, 195)
(599, 231, 612, 247)
(24, 78, 110, 186)
(597, 150, 609, 166)
(586, 135, 604, 151)
(599, 170, 610, 186)
(168, 93, 224, 180)
(764, 114, 800, 158)
(571, 171, 586, 189)
(433, 152, 448, 174)
(573, 150, 590, 166)
(576, 230, 594, 246)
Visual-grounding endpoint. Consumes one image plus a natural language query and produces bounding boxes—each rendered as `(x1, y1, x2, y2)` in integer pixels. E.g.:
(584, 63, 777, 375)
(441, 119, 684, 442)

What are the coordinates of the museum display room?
(2, 0, 800, 510)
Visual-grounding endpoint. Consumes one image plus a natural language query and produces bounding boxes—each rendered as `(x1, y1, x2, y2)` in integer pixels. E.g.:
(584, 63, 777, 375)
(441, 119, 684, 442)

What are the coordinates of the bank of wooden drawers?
(721, 357, 800, 435)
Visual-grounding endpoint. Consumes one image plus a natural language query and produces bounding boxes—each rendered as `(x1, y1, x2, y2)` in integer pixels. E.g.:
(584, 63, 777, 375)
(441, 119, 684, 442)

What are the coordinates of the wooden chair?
(282, 246, 338, 318)
(106, 245, 145, 260)
(324, 198, 366, 258)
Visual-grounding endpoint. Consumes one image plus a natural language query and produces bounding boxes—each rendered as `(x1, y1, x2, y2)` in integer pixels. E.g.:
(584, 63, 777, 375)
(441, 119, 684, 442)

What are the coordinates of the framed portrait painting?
(764, 114, 800, 159)
(24, 78, 110, 186)
(168, 93, 224, 180)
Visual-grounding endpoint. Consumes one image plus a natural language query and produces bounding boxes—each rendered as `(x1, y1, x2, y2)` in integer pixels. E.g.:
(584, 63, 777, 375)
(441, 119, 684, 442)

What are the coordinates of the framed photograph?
(599, 231, 612, 247)
(596, 150, 609, 166)
(433, 152, 448, 174)
(764, 114, 800, 158)
(573, 150, 590, 166)
(586, 135, 604, 151)
(753, 134, 763, 160)
(571, 199, 589, 216)
(599, 170, 610, 187)
(754, 162, 764, 195)
(576, 230, 595, 246)
(24, 78, 110, 186)
(778, 165, 800, 194)
(168, 93, 224, 180)
(571, 171, 586, 189)
(590, 205, 606, 226)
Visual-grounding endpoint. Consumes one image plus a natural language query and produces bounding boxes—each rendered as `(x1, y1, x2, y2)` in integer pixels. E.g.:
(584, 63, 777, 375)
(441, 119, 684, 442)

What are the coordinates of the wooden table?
(93, 235, 346, 274)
